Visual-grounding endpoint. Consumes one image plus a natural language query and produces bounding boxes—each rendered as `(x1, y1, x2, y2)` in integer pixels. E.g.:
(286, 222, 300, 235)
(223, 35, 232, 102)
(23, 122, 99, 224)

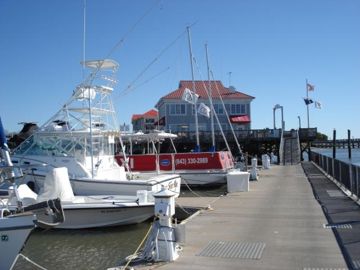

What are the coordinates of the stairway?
(279, 130, 301, 165)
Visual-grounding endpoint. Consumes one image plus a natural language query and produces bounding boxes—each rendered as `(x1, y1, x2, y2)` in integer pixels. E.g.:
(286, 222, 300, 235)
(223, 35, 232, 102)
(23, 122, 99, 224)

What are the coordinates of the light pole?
(273, 104, 284, 130)
(298, 116, 301, 129)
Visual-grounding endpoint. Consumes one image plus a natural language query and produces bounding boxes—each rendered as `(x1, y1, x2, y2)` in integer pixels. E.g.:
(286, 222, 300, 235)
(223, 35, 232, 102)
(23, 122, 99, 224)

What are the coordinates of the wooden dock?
(152, 163, 348, 270)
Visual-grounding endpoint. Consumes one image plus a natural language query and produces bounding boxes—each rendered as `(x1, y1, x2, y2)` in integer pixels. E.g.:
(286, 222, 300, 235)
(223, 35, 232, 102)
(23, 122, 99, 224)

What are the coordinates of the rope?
(181, 178, 214, 210)
(11, 253, 48, 270)
(105, 0, 161, 59)
(115, 27, 189, 99)
(121, 221, 154, 270)
(191, 57, 233, 157)
(210, 70, 243, 156)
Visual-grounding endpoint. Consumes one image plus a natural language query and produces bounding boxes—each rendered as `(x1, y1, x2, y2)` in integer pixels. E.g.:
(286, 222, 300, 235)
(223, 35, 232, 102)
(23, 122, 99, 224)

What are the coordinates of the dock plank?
(157, 164, 348, 270)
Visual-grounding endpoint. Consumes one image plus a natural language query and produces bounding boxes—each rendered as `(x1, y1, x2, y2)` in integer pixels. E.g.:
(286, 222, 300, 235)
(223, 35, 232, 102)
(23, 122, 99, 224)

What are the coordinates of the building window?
(213, 104, 224, 114)
(230, 104, 246, 114)
(168, 104, 186, 115)
(145, 118, 155, 124)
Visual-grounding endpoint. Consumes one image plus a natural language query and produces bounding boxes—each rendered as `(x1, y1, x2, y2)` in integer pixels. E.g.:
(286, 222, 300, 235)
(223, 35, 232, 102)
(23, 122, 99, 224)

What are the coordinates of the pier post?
(153, 188, 179, 262)
(250, 157, 258, 180)
(332, 129, 336, 159)
(348, 129, 352, 159)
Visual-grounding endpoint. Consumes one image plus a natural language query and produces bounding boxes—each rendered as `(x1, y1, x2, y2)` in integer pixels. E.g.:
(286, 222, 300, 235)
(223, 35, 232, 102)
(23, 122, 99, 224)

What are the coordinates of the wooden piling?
(348, 129, 352, 159)
(332, 129, 336, 159)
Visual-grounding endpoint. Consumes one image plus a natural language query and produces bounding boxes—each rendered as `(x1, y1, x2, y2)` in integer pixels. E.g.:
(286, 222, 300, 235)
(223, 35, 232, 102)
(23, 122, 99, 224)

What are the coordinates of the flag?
(197, 103, 211, 118)
(307, 83, 315, 91)
(181, 88, 199, 104)
(303, 98, 313, 105)
(314, 101, 322, 109)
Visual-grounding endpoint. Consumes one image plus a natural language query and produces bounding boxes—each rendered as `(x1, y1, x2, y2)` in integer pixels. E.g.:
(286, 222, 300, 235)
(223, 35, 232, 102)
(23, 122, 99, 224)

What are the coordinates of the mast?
(186, 26, 200, 152)
(205, 43, 215, 152)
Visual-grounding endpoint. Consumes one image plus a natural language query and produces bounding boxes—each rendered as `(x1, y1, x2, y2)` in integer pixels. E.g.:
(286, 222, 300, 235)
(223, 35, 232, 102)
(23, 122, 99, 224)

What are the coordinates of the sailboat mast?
(186, 26, 200, 152)
(205, 43, 215, 152)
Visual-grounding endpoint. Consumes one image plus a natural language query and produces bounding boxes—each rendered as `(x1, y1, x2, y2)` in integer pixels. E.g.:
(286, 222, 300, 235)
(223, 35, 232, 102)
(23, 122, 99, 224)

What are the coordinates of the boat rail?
(310, 151, 360, 199)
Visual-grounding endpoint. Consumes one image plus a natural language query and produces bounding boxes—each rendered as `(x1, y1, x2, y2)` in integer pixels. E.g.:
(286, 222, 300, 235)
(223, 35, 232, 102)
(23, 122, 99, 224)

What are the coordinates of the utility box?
(227, 171, 250, 192)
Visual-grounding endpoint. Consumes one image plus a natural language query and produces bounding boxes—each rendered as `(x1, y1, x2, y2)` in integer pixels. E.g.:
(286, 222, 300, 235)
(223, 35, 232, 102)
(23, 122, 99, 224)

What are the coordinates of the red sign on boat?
(115, 151, 234, 172)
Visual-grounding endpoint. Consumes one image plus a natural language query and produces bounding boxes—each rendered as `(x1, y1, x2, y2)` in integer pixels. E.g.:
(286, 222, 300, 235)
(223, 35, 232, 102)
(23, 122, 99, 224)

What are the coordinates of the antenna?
(82, 0, 87, 79)
(227, 71, 232, 86)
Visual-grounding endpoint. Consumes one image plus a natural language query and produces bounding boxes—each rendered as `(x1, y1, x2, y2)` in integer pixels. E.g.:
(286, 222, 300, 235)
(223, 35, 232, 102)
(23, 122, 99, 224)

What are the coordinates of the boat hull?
(115, 152, 234, 186)
(0, 214, 35, 270)
(33, 202, 154, 229)
(19, 172, 181, 197)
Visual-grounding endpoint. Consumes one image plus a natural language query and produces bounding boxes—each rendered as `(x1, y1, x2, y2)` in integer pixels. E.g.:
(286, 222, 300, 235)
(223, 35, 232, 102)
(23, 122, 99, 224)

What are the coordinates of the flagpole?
(187, 26, 200, 152)
(306, 79, 310, 128)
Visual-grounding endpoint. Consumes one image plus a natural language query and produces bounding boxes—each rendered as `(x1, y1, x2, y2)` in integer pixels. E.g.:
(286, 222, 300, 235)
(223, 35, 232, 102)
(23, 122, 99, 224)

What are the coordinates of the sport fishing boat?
(6, 167, 154, 229)
(11, 59, 181, 197)
(1, 117, 64, 269)
(116, 131, 235, 186)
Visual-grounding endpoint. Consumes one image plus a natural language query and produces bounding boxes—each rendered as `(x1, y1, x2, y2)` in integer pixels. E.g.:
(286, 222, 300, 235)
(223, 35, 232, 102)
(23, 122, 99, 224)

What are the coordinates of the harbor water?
(12, 186, 226, 270)
(312, 148, 360, 166)
(13, 223, 152, 270)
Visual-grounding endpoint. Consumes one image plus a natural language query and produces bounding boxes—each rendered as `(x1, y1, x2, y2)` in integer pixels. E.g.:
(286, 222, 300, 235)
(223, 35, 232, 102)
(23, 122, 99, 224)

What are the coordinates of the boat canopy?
(81, 59, 119, 70)
(121, 130, 178, 142)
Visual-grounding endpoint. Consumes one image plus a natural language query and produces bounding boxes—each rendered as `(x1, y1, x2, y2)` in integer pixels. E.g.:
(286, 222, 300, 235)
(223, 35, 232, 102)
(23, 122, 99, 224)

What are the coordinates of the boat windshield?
(14, 132, 115, 158)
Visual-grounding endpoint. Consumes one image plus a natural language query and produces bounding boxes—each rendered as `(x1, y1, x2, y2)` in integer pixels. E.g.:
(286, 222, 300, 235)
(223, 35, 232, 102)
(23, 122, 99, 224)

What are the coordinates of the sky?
(0, 0, 359, 139)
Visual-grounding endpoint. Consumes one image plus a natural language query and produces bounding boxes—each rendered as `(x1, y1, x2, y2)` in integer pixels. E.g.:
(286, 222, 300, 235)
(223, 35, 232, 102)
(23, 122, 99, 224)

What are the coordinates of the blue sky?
(0, 0, 359, 139)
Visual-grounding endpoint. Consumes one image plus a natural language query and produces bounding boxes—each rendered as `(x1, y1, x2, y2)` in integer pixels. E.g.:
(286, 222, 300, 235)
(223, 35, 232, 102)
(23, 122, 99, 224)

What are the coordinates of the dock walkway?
(159, 163, 349, 270)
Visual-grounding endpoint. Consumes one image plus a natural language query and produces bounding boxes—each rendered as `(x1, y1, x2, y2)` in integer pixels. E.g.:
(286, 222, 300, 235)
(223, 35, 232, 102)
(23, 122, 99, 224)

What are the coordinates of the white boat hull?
(140, 170, 228, 186)
(33, 201, 154, 229)
(0, 214, 35, 270)
(179, 171, 227, 186)
(20, 172, 181, 197)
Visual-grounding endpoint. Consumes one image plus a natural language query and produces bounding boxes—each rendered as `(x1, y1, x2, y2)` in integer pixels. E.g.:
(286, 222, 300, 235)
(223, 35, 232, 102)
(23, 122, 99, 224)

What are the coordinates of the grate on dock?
(323, 223, 352, 229)
(326, 190, 345, 198)
(353, 260, 360, 269)
(303, 268, 348, 270)
(197, 241, 265, 259)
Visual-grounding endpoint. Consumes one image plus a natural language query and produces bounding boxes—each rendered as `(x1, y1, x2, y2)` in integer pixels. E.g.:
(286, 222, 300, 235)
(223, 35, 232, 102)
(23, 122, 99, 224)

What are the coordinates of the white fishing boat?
(116, 131, 235, 186)
(6, 167, 155, 229)
(11, 59, 181, 197)
(1, 118, 64, 269)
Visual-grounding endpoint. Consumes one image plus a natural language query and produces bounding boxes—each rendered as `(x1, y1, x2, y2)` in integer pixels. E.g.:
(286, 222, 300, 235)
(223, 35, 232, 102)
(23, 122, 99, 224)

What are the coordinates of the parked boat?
(1, 118, 64, 269)
(11, 59, 181, 197)
(0, 212, 36, 270)
(6, 167, 154, 229)
(116, 131, 235, 186)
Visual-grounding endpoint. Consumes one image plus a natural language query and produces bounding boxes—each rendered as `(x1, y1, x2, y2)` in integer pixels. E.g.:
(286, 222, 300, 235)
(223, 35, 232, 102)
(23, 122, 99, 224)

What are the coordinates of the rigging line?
(191, 56, 233, 156)
(114, 66, 170, 100)
(210, 70, 242, 155)
(117, 25, 192, 97)
(105, 0, 161, 59)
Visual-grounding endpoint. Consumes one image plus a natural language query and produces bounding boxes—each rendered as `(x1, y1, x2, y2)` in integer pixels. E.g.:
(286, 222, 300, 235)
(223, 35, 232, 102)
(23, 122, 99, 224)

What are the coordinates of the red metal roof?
(132, 109, 158, 121)
(162, 81, 255, 100)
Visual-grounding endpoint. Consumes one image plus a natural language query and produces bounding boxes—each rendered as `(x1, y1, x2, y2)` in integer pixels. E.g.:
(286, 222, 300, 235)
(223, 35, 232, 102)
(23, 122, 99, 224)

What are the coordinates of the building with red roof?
(131, 109, 159, 132)
(155, 80, 255, 134)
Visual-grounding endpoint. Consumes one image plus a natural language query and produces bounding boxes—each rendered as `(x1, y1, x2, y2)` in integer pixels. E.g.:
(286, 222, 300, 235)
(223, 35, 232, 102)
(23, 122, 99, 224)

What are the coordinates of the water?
(11, 185, 226, 270)
(312, 148, 360, 166)
(13, 223, 151, 270)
